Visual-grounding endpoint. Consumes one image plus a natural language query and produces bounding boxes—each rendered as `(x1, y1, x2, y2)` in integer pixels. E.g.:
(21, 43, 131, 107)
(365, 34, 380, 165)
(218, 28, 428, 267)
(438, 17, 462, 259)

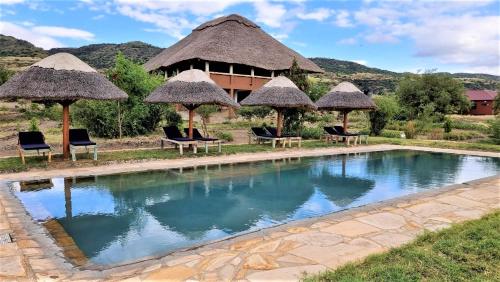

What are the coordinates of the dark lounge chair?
(249, 127, 286, 148)
(323, 126, 357, 146)
(162, 126, 197, 155)
(69, 129, 97, 161)
(265, 127, 302, 147)
(18, 131, 51, 164)
(184, 128, 222, 153)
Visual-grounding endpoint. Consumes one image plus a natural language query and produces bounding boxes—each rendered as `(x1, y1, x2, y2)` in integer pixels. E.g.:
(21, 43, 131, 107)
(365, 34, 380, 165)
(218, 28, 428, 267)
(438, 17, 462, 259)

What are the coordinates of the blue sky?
(1, 0, 499, 75)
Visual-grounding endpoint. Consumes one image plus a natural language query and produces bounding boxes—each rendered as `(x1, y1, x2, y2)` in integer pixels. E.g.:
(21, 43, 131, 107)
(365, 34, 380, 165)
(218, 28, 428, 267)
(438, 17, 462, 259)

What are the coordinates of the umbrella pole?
(276, 109, 283, 137)
(61, 101, 71, 160)
(188, 108, 194, 139)
(343, 110, 349, 132)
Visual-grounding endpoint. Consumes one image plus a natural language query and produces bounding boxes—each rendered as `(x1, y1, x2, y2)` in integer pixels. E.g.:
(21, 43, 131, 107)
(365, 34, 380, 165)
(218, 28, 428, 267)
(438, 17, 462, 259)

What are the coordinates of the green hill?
(310, 57, 399, 76)
(0, 34, 47, 58)
(48, 41, 162, 69)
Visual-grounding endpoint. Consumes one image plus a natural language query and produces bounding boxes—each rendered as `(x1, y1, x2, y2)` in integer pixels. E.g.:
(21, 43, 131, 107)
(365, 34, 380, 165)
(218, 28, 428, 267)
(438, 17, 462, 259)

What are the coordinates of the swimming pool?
(11, 150, 499, 266)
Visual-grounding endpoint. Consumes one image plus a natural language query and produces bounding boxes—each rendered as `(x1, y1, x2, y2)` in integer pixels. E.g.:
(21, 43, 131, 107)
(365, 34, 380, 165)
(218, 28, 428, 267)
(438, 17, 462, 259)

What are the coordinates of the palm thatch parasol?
(240, 76, 316, 137)
(144, 69, 239, 138)
(0, 53, 128, 159)
(316, 82, 376, 131)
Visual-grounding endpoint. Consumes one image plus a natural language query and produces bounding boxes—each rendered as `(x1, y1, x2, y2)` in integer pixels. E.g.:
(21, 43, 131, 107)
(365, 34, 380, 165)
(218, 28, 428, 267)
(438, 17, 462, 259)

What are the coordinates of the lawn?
(305, 211, 500, 282)
(1, 137, 499, 174)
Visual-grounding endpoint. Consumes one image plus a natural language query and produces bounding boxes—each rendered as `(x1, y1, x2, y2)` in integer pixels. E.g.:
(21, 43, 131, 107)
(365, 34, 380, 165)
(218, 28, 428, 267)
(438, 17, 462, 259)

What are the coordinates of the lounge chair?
(184, 128, 222, 153)
(265, 127, 302, 147)
(69, 129, 97, 161)
(162, 126, 197, 155)
(249, 127, 287, 148)
(334, 126, 363, 145)
(18, 131, 51, 164)
(323, 126, 357, 146)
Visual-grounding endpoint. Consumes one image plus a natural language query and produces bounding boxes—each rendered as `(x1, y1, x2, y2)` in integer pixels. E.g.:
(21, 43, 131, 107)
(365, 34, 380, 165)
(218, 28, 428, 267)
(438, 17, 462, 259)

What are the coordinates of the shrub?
(490, 117, 500, 144)
(443, 118, 452, 133)
(369, 95, 400, 136)
(215, 131, 233, 142)
(404, 121, 417, 139)
(428, 128, 444, 140)
(29, 117, 39, 132)
(72, 53, 164, 138)
(301, 126, 323, 140)
(164, 107, 182, 127)
(444, 131, 484, 141)
(237, 106, 272, 120)
(451, 120, 489, 133)
(380, 130, 403, 138)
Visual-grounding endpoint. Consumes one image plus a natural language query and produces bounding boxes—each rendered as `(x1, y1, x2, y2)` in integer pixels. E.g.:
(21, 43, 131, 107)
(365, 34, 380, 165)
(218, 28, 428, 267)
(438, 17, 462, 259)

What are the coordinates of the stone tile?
(276, 240, 303, 253)
(276, 254, 311, 264)
(199, 252, 237, 272)
(0, 256, 26, 277)
(322, 238, 384, 268)
(29, 258, 58, 271)
(357, 212, 407, 230)
(452, 209, 485, 220)
(405, 202, 458, 217)
(243, 254, 279, 270)
(321, 220, 380, 237)
(246, 264, 326, 282)
(144, 265, 196, 281)
(164, 254, 202, 267)
(249, 239, 281, 253)
(285, 231, 343, 247)
(458, 189, 499, 201)
(369, 233, 413, 248)
(219, 264, 236, 281)
(310, 221, 331, 229)
(286, 227, 309, 234)
(0, 243, 19, 256)
(436, 195, 485, 208)
(268, 231, 289, 239)
(229, 238, 263, 251)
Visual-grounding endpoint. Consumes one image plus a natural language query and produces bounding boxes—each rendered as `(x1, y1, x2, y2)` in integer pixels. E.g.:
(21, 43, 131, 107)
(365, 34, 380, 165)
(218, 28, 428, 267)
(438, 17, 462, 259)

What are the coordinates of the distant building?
(144, 14, 323, 103)
(465, 89, 497, 115)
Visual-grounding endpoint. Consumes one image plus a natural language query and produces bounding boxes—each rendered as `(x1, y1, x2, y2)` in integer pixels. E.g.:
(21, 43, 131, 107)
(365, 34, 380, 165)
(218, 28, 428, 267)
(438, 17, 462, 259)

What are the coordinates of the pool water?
(12, 150, 499, 266)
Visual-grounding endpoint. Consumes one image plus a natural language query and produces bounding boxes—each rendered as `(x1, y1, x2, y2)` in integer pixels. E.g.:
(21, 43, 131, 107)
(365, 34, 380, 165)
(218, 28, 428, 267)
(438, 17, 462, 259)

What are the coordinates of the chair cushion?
(20, 144, 50, 150)
(197, 137, 219, 142)
(170, 137, 195, 142)
(69, 129, 92, 143)
(70, 141, 96, 146)
(19, 131, 45, 146)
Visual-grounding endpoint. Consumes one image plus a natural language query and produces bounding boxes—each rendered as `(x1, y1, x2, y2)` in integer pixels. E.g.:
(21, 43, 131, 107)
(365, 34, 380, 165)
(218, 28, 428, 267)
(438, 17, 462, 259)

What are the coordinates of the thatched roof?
(240, 76, 316, 110)
(144, 69, 239, 108)
(144, 14, 323, 73)
(316, 82, 376, 111)
(0, 53, 128, 101)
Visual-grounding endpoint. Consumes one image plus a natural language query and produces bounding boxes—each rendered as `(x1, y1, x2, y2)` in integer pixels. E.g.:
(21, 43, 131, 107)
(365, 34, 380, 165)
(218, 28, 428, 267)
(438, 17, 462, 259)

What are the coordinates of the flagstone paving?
(0, 145, 498, 281)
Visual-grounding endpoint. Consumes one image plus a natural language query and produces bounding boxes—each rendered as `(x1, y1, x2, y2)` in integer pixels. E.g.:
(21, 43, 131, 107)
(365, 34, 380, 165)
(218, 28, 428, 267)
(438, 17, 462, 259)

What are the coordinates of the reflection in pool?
(12, 150, 499, 266)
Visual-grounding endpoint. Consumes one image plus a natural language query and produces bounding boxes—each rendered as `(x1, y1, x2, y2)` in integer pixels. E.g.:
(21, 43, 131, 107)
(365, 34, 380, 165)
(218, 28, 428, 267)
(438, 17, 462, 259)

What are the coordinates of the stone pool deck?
(0, 145, 498, 281)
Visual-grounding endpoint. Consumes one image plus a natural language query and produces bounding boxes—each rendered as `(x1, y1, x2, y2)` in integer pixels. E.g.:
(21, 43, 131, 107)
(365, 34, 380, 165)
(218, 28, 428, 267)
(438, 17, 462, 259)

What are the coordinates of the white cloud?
(0, 21, 95, 49)
(334, 10, 352, 27)
(0, 0, 24, 5)
(338, 37, 357, 45)
(92, 14, 105, 20)
(270, 32, 288, 41)
(297, 8, 332, 21)
(353, 60, 367, 66)
(114, 0, 247, 16)
(253, 0, 287, 28)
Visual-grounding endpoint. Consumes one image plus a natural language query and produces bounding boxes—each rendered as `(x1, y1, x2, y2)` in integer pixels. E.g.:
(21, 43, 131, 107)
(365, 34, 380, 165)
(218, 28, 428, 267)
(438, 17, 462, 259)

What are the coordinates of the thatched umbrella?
(144, 69, 239, 138)
(316, 82, 376, 131)
(0, 53, 128, 159)
(240, 76, 316, 137)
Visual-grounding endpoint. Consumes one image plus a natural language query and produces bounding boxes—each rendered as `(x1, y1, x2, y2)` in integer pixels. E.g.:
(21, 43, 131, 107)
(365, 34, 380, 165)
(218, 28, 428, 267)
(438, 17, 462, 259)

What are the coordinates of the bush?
(237, 106, 272, 120)
(404, 121, 417, 139)
(428, 128, 444, 140)
(29, 117, 40, 132)
(444, 131, 484, 141)
(451, 120, 489, 133)
(369, 95, 400, 136)
(301, 126, 323, 140)
(490, 117, 500, 144)
(164, 107, 182, 127)
(215, 131, 233, 142)
(380, 130, 403, 138)
(443, 118, 452, 133)
(72, 53, 164, 138)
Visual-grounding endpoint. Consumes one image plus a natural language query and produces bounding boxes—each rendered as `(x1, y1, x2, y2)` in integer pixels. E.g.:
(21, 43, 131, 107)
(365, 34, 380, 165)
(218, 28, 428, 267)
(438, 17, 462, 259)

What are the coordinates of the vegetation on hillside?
(48, 41, 162, 69)
(0, 34, 47, 58)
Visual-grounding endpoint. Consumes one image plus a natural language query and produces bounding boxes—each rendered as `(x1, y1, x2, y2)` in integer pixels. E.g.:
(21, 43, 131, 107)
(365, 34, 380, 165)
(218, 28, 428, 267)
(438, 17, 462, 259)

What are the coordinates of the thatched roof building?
(144, 14, 323, 104)
(316, 82, 376, 111)
(0, 53, 127, 101)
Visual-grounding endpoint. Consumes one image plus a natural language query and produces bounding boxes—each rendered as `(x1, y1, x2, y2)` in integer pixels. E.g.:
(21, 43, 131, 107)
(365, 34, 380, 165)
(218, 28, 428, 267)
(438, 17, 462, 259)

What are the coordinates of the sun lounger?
(334, 126, 362, 145)
(323, 126, 357, 146)
(18, 131, 52, 164)
(162, 126, 197, 155)
(265, 127, 302, 147)
(184, 128, 222, 153)
(69, 129, 97, 161)
(249, 127, 287, 148)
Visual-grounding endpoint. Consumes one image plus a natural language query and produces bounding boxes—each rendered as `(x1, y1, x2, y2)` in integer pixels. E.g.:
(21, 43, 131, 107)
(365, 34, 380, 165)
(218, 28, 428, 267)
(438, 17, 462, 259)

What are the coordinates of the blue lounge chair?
(18, 131, 51, 164)
(162, 126, 197, 155)
(69, 129, 97, 161)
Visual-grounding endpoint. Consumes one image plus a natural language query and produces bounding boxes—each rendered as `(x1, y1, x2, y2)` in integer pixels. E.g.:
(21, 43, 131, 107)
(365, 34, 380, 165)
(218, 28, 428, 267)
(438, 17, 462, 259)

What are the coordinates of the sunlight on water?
(11, 150, 499, 266)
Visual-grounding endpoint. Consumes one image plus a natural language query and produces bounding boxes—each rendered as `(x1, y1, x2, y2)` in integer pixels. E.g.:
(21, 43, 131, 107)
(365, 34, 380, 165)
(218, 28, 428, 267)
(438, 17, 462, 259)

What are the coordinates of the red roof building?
(465, 89, 497, 115)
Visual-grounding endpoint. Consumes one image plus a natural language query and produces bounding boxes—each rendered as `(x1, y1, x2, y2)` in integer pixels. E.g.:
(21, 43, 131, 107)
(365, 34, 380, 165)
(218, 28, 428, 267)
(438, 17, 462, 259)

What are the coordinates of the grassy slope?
(305, 211, 500, 282)
(1, 138, 499, 174)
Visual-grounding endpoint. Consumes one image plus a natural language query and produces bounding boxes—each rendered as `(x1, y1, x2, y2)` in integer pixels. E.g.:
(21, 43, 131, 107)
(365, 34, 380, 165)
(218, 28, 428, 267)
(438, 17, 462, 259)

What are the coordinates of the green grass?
(305, 211, 500, 282)
(2, 137, 498, 174)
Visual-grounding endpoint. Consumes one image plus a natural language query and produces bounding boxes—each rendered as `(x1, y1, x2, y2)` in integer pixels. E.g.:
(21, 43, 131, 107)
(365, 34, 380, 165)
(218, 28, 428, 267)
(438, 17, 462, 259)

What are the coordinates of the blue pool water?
(12, 150, 499, 266)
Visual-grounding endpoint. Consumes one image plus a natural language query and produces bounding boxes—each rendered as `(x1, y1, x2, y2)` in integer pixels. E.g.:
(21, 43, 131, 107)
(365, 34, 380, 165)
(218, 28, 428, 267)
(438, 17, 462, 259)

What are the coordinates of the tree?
(283, 58, 310, 134)
(369, 95, 400, 135)
(396, 72, 470, 120)
(196, 105, 219, 136)
(72, 53, 164, 138)
(0, 66, 14, 86)
(493, 90, 500, 115)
